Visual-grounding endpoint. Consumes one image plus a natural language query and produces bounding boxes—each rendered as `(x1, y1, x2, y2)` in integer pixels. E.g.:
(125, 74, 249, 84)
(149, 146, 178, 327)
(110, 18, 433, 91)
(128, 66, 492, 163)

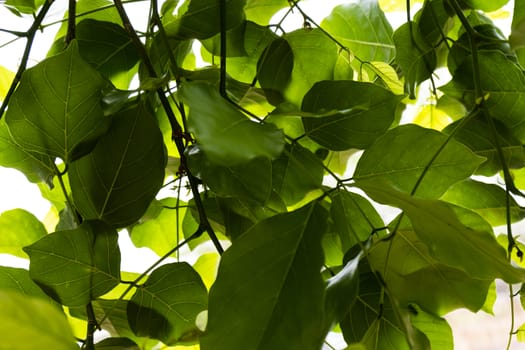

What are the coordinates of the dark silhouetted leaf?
(69, 102, 166, 228)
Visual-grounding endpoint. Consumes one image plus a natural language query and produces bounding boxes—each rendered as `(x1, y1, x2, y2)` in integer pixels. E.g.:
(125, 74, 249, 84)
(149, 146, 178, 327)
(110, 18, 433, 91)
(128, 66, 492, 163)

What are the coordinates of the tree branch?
(0, 0, 56, 120)
(112, 0, 223, 255)
(65, 0, 76, 46)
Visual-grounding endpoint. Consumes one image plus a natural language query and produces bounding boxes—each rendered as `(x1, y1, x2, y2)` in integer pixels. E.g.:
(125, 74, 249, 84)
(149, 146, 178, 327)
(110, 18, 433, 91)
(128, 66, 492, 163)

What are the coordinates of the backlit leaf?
(5, 40, 109, 163)
(0, 65, 14, 99)
(354, 124, 484, 198)
(127, 262, 208, 345)
(24, 220, 120, 306)
(257, 38, 294, 104)
(442, 179, 525, 226)
(393, 22, 436, 98)
(0, 290, 77, 350)
(283, 29, 338, 106)
(321, 0, 395, 64)
(201, 204, 328, 350)
(0, 208, 47, 258)
(0, 119, 54, 186)
(0, 266, 53, 301)
(441, 51, 525, 142)
(244, 0, 289, 25)
(458, 0, 509, 12)
(69, 102, 166, 228)
(302, 80, 401, 150)
(408, 304, 453, 350)
(182, 81, 285, 165)
(330, 189, 384, 253)
(360, 183, 525, 283)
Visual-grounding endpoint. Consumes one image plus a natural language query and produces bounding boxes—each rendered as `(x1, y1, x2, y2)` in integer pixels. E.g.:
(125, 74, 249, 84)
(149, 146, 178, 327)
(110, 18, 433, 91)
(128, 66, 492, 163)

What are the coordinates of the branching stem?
(0, 0, 55, 119)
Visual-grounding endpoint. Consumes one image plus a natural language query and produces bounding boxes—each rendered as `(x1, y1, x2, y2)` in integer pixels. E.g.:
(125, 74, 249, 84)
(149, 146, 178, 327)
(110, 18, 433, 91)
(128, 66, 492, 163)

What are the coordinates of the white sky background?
(0, 0, 522, 349)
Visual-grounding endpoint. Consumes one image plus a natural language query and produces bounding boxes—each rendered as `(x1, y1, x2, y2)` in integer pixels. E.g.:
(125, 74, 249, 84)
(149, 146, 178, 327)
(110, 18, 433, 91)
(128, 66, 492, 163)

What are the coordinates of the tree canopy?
(1, 0, 525, 349)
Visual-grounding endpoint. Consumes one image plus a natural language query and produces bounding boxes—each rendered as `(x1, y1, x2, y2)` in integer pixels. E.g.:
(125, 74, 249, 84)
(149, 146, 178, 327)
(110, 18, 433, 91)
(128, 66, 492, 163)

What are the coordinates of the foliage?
(1, 0, 525, 349)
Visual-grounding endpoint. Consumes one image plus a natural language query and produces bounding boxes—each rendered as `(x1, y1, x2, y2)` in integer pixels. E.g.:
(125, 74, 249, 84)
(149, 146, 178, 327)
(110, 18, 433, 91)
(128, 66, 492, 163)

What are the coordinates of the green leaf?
(408, 304, 453, 350)
(511, 0, 525, 66)
(324, 252, 361, 329)
(441, 51, 525, 142)
(95, 337, 139, 350)
(201, 204, 328, 350)
(23, 220, 120, 306)
(442, 179, 525, 226)
(201, 21, 248, 57)
(187, 145, 273, 204)
(0, 266, 54, 301)
(76, 19, 139, 89)
(257, 38, 294, 104)
(244, 0, 289, 25)
(458, 0, 509, 12)
(341, 263, 409, 350)
(416, 0, 453, 46)
(363, 61, 404, 95)
(69, 102, 166, 228)
(271, 143, 324, 206)
(5, 40, 109, 163)
(0, 119, 55, 186)
(360, 183, 525, 283)
(221, 21, 278, 83)
(4, 0, 41, 14)
(443, 115, 525, 176)
(0, 65, 15, 98)
(0, 208, 47, 258)
(129, 198, 188, 257)
(181, 81, 285, 165)
(330, 190, 384, 253)
(283, 29, 338, 106)
(369, 220, 492, 314)
(301, 80, 401, 150)
(127, 262, 208, 345)
(0, 290, 77, 350)
(354, 124, 484, 199)
(321, 0, 395, 63)
(164, 0, 246, 39)
(393, 22, 436, 98)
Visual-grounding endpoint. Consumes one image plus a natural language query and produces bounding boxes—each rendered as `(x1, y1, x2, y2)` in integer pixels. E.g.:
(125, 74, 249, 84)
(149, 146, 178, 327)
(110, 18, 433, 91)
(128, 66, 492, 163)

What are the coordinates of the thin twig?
(0, 0, 56, 120)
(112, 0, 223, 255)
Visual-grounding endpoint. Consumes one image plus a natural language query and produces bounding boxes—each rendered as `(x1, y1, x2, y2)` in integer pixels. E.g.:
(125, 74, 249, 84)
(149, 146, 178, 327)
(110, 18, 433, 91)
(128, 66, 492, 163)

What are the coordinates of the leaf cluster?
(1, 0, 525, 349)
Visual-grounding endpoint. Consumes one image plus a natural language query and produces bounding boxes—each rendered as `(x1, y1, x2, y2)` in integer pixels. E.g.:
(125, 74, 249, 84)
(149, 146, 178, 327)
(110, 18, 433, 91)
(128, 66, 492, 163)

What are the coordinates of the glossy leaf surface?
(24, 220, 120, 306)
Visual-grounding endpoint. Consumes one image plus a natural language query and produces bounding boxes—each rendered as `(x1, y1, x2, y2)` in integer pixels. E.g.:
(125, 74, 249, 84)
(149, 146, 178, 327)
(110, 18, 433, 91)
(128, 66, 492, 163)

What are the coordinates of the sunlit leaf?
(283, 29, 338, 106)
(6, 40, 109, 163)
(363, 61, 404, 95)
(0, 290, 77, 350)
(24, 220, 120, 306)
(201, 204, 328, 350)
(0, 65, 15, 99)
(412, 104, 452, 130)
(0, 208, 47, 257)
(302, 80, 401, 150)
(182, 81, 285, 165)
(321, 0, 395, 64)
(408, 304, 453, 350)
(442, 179, 525, 226)
(360, 183, 525, 283)
(354, 124, 484, 198)
(244, 0, 289, 25)
(0, 119, 55, 186)
(69, 102, 166, 228)
(458, 0, 509, 12)
(127, 262, 208, 345)
(0, 266, 53, 300)
(95, 337, 139, 350)
(393, 22, 436, 98)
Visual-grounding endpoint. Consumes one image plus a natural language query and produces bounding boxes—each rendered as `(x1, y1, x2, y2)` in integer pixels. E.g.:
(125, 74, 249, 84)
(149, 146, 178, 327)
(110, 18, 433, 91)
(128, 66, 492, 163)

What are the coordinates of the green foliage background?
(1, 0, 525, 349)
